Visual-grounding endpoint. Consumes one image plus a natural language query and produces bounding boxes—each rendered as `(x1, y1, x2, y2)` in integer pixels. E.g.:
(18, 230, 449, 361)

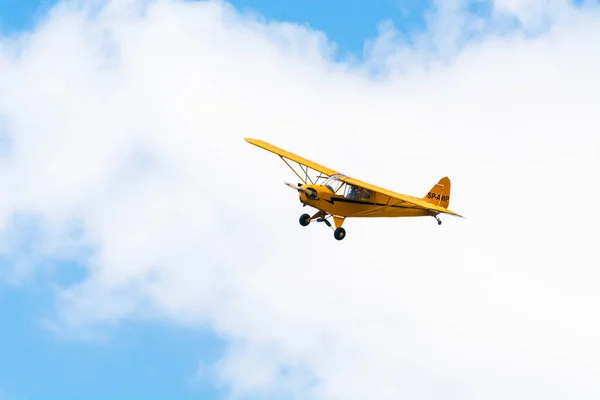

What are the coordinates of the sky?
(0, 0, 599, 399)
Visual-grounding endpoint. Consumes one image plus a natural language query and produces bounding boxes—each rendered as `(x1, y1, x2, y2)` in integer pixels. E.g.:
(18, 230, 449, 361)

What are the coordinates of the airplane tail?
(423, 177, 451, 209)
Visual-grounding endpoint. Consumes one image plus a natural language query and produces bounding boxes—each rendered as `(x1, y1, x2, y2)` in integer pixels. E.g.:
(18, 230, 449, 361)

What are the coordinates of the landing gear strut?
(434, 215, 442, 225)
(317, 217, 332, 227)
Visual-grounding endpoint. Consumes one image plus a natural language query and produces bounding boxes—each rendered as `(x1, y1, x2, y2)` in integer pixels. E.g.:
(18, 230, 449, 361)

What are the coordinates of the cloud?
(493, 0, 570, 26)
(1, 0, 600, 399)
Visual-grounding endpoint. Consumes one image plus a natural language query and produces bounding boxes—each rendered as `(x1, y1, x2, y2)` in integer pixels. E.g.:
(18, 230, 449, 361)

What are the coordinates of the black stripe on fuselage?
(322, 196, 421, 210)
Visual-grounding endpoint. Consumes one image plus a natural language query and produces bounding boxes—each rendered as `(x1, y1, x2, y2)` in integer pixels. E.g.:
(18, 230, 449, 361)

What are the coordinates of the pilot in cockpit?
(346, 185, 371, 200)
(347, 185, 359, 199)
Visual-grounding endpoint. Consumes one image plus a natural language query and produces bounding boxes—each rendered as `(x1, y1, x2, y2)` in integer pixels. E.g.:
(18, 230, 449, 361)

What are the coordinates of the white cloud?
(493, 0, 570, 26)
(1, 0, 600, 398)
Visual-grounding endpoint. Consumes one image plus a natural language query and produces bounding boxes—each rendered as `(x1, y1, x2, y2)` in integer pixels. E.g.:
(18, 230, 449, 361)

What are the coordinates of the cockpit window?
(346, 185, 371, 200)
(323, 175, 371, 200)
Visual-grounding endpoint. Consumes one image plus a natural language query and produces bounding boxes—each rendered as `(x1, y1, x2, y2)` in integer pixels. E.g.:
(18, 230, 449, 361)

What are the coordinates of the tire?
(334, 227, 346, 240)
(299, 213, 311, 226)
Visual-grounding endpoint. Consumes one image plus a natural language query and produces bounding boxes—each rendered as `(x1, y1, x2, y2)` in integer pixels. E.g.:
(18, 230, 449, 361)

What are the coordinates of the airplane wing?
(339, 176, 465, 218)
(245, 138, 339, 177)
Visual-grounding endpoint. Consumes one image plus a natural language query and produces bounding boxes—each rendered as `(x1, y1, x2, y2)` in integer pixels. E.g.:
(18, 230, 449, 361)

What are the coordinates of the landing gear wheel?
(437, 219, 442, 225)
(299, 213, 311, 226)
(334, 227, 346, 240)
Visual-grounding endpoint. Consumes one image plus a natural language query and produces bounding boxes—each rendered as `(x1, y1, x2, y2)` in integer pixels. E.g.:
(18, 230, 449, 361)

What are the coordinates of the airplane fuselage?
(298, 184, 432, 218)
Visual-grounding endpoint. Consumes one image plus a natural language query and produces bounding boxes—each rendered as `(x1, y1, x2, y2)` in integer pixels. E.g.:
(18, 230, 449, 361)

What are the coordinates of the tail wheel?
(334, 227, 346, 240)
(299, 213, 311, 226)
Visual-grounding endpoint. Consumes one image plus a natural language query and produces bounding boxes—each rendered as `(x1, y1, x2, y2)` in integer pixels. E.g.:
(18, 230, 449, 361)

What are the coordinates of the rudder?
(423, 177, 451, 208)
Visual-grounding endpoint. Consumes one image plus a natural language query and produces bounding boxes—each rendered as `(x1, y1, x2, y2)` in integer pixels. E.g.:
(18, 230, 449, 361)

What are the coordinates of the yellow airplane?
(246, 138, 464, 240)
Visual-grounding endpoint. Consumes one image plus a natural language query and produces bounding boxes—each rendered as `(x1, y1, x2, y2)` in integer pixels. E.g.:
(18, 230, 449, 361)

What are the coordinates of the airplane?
(245, 138, 464, 240)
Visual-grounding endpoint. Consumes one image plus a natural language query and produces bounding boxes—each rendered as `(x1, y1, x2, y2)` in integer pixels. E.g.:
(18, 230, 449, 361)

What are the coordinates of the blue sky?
(0, 0, 55, 33)
(1, 285, 225, 399)
(1, 2, 432, 399)
(0, 0, 431, 54)
(227, 0, 432, 55)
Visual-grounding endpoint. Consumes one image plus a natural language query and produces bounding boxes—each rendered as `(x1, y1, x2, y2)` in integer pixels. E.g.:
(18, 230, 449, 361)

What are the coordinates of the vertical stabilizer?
(423, 177, 451, 208)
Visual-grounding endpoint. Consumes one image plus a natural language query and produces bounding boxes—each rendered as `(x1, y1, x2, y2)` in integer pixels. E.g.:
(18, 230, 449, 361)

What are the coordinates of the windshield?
(323, 174, 341, 187)
(322, 174, 343, 193)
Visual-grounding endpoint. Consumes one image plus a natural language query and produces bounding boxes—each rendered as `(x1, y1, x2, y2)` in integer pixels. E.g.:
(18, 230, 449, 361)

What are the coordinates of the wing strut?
(280, 156, 312, 185)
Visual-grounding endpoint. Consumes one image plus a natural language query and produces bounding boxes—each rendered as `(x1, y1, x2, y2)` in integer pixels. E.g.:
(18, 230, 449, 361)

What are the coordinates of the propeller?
(284, 182, 317, 199)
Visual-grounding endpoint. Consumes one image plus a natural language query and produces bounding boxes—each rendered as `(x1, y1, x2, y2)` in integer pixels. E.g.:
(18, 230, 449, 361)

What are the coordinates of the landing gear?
(434, 215, 442, 225)
(298, 211, 347, 240)
(299, 211, 325, 227)
(334, 227, 346, 240)
(299, 213, 311, 226)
